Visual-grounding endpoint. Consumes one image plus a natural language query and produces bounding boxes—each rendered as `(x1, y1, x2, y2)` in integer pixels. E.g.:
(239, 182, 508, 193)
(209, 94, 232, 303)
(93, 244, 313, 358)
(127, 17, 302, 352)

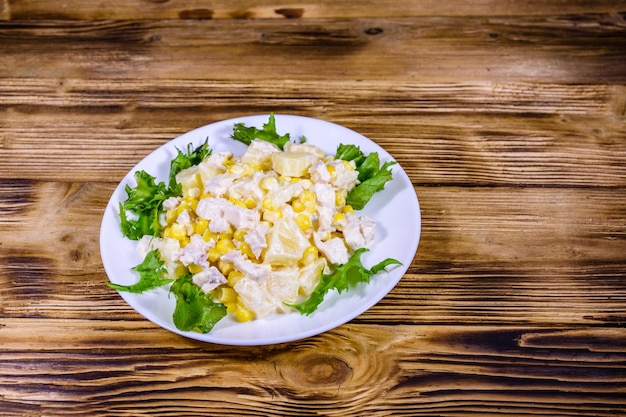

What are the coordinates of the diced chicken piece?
(192, 266, 227, 293)
(176, 234, 214, 267)
(203, 173, 238, 197)
(226, 171, 266, 204)
(221, 250, 271, 282)
(343, 213, 375, 250)
(314, 233, 350, 266)
(309, 160, 331, 184)
(328, 160, 359, 192)
(196, 197, 260, 233)
(176, 209, 191, 226)
(163, 196, 182, 211)
(264, 181, 303, 209)
(244, 222, 269, 258)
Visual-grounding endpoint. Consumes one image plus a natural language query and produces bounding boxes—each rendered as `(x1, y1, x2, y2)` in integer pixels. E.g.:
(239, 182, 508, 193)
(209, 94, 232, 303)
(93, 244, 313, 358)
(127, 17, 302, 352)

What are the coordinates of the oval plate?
(100, 114, 421, 345)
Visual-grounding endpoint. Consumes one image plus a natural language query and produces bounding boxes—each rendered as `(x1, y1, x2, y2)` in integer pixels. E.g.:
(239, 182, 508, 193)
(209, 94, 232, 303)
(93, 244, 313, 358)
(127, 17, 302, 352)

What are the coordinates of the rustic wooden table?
(1, 1, 626, 416)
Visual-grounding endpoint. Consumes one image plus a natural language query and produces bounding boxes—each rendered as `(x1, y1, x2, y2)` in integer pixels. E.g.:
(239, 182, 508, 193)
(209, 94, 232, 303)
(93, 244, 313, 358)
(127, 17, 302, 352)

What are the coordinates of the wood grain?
(1, 2, 626, 415)
(1, 15, 625, 83)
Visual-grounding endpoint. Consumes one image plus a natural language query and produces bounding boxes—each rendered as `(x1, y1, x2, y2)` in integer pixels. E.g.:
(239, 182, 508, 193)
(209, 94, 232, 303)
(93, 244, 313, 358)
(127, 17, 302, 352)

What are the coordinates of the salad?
(108, 114, 401, 334)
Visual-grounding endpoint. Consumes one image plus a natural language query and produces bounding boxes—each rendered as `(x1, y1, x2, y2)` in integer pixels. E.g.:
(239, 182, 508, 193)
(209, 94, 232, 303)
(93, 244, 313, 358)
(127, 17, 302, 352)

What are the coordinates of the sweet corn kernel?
(233, 229, 247, 242)
(169, 223, 187, 241)
(299, 189, 315, 203)
(335, 191, 345, 206)
(229, 196, 247, 208)
(165, 209, 178, 225)
(227, 270, 245, 287)
(327, 165, 336, 176)
(295, 214, 312, 230)
(262, 196, 276, 211)
(300, 245, 319, 266)
(292, 199, 305, 213)
(304, 200, 316, 213)
(244, 198, 256, 209)
(226, 302, 238, 314)
(215, 286, 237, 304)
(333, 212, 345, 224)
(235, 303, 254, 322)
(217, 260, 234, 276)
(261, 176, 278, 191)
(183, 196, 198, 211)
(195, 219, 209, 235)
(216, 238, 236, 255)
(173, 264, 188, 278)
(343, 205, 354, 214)
(208, 247, 221, 263)
(239, 242, 256, 260)
(203, 229, 218, 243)
(188, 263, 203, 274)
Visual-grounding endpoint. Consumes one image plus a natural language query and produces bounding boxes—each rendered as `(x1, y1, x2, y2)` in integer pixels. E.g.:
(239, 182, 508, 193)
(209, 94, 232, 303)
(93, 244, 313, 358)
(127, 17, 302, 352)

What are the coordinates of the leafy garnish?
(346, 161, 396, 210)
(107, 250, 173, 293)
(336, 144, 397, 210)
(170, 274, 227, 333)
(168, 139, 211, 192)
(119, 140, 211, 240)
(119, 170, 173, 239)
(232, 113, 291, 150)
(289, 248, 401, 315)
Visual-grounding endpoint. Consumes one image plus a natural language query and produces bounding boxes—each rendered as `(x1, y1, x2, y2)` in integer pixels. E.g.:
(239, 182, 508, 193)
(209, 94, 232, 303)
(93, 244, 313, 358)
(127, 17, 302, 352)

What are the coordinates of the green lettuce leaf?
(119, 170, 173, 239)
(107, 250, 173, 293)
(336, 144, 396, 210)
(168, 139, 211, 192)
(170, 274, 227, 333)
(232, 113, 290, 150)
(346, 161, 396, 210)
(289, 248, 402, 315)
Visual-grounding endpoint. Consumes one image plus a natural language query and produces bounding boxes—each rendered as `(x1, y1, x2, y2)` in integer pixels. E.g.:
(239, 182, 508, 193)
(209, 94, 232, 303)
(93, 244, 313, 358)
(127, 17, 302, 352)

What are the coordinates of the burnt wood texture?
(1, 1, 626, 416)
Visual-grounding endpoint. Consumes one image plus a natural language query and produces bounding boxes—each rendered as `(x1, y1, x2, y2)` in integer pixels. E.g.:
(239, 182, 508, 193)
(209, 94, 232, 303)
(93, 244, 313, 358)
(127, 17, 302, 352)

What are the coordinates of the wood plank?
(0, 320, 624, 416)
(5, 0, 626, 20)
(1, 16, 625, 82)
(1, 79, 625, 185)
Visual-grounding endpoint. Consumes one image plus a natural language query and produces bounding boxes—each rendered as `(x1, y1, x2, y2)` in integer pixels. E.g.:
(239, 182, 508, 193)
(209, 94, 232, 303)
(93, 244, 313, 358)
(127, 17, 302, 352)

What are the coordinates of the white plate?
(100, 114, 420, 345)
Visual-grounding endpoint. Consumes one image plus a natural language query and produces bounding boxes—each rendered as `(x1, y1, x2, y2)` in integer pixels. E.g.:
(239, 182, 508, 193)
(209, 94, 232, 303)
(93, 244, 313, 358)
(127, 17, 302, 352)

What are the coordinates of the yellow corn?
(300, 245, 318, 266)
(343, 205, 354, 214)
(261, 176, 278, 191)
(295, 214, 312, 231)
(333, 212, 345, 224)
(229, 196, 247, 208)
(233, 229, 247, 242)
(203, 229, 218, 243)
(208, 247, 221, 263)
(292, 199, 305, 213)
(227, 270, 245, 287)
(169, 223, 187, 241)
(215, 238, 236, 255)
(165, 209, 178, 225)
(235, 302, 254, 322)
(262, 196, 276, 211)
(226, 302, 238, 314)
(244, 198, 256, 209)
(327, 165, 336, 176)
(215, 286, 238, 304)
(217, 260, 234, 276)
(183, 196, 198, 211)
(188, 263, 203, 274)
(335, 191, 345, 207)
(195, 219, 209, 235)
(239, 242, 256, 260)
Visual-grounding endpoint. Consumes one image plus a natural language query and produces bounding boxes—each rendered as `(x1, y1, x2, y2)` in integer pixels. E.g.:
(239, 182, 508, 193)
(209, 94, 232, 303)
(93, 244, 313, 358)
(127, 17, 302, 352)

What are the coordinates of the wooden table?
(2, 1, 626, 415)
